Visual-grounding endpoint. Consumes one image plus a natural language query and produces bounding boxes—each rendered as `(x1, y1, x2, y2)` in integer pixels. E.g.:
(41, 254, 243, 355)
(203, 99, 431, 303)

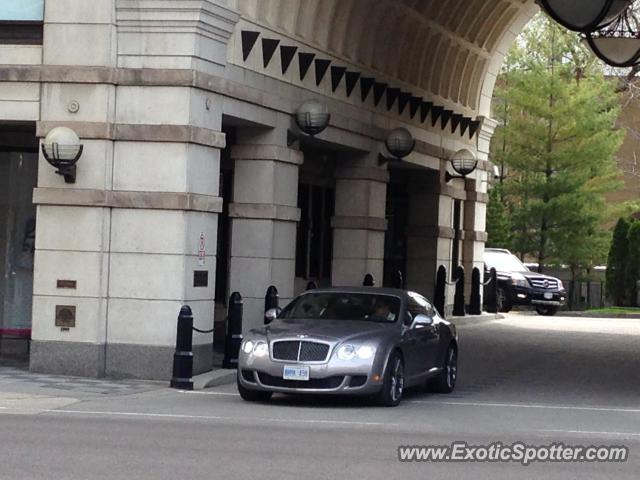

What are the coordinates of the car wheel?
(376, 351, 404, 407)
(535, 306, 558, 316)
(430, 343, 457, 393)
(496, 287, 512, 313)
(237, 374, 273, 402)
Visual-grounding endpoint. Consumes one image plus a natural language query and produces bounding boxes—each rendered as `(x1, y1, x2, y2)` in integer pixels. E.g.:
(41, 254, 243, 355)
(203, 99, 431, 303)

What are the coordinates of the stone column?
(331, 157, 388, 287)
(405, 185, 455, 300)
(462, 178, 489, 304)
(460, 117, 498, 302)
(228, 127, 302, 331)
(30, 0, 238, 379)
(30, 0, 119, 378)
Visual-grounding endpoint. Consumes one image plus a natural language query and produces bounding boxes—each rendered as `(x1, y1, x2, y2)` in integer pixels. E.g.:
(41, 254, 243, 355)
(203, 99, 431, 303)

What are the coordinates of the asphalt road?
(1, 313, 639, 480)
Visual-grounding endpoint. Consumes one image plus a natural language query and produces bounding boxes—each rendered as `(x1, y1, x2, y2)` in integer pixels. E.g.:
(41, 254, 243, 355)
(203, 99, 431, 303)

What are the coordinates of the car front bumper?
(511, 287, 567, 307)
(237, 352, 386, 395)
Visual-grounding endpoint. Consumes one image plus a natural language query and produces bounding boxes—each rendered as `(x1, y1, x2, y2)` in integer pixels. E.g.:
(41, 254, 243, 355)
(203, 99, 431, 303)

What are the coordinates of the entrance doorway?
(384, 172, 409, 288)
(295, 151, 335, 293)
(0, 123, 38, 361)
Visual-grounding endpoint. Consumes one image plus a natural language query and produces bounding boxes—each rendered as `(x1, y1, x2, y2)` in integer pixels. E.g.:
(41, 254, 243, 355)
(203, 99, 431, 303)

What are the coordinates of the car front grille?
(257, 372, 344, 389)
(528, 277, 558, 289)
(272, 341, 330, 362)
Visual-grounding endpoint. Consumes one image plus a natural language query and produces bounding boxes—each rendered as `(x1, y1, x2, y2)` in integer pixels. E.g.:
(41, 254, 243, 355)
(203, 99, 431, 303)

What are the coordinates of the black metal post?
(434, 265, 446, 318)
(264, 285, 279, 324)
(363, 273, 375, 286)
(306, 280, 318, 290)
(469, 267, 482, 315)
(222, 292, 243, 369)
(453, 265, 466, 317)
(485, 267, 498, 314)
(170, 305, 194, 390)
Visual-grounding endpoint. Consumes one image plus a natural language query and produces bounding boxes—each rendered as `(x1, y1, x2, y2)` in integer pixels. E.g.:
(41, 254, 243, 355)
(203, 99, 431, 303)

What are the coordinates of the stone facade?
(0, 0, 537, 379)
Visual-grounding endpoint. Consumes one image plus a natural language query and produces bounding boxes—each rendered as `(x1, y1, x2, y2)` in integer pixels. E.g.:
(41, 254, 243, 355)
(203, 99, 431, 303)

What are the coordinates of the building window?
(296, 184, 334, 281)
(0, 0, 44, 45)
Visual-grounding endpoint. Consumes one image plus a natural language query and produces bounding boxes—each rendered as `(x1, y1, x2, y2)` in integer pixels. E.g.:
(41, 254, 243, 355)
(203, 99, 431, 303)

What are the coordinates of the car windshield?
(279, 292, 401, 323)
(484, 250, 529, 273)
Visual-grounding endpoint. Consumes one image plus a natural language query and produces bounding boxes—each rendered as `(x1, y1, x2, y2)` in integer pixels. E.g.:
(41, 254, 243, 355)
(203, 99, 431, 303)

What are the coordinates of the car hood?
(260, 318, 392, 343)
(494, 269, 561, 282)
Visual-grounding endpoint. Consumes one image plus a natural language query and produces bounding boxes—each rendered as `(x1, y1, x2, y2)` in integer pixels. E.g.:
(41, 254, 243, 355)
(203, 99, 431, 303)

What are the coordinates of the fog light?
(517, 293, 527, 299)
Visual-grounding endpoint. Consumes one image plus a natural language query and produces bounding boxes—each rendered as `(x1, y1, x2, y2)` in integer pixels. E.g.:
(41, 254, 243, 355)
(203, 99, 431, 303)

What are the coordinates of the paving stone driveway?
(0, 364, 163, 396)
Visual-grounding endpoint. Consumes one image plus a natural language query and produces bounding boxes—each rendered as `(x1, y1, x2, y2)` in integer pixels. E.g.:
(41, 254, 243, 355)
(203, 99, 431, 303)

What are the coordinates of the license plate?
(283, 365, 309, 381)
(544, 292, 553, 300)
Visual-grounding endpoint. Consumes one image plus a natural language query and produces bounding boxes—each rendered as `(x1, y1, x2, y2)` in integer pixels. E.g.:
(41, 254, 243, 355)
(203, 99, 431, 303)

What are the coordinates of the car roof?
(485, 248, 512, 254)
(301, 286, 408, 297)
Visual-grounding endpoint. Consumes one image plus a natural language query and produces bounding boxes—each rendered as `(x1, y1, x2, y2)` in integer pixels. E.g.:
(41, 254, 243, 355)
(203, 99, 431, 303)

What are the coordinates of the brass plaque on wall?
(55, 305, 76, 328)
(56, 279, 77, 289)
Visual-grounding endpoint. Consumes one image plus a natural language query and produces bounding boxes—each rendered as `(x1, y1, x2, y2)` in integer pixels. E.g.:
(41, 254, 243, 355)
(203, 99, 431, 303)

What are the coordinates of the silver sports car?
(237, 287, 458, 406)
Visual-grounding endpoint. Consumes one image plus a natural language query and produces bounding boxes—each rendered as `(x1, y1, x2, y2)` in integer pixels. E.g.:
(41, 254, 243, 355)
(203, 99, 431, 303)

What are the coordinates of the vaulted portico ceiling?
(234, 0, 537, 117)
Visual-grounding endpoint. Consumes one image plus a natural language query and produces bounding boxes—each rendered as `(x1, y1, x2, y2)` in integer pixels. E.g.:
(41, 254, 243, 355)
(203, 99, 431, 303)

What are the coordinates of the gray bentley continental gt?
(237, 287, 458, 406)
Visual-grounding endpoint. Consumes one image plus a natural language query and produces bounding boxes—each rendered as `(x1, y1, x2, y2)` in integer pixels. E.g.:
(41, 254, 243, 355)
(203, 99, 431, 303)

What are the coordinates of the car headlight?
(556, 280, 563, 290)
(253, 342, 269, 357)
(242, 340, 254, 354)
(510, 273, 528, 287)
(337, 344, 375, 360)
(337, 344, 356, 360)
(356, 345, 375, 360)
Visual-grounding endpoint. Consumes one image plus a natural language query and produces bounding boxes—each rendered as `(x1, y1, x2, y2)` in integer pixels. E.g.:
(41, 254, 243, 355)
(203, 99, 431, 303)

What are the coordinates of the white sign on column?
(198, 232, 206, 266)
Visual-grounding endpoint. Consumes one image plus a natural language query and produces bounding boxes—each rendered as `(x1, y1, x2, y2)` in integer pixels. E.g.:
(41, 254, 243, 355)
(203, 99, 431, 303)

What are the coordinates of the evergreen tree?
(490, 14, 625, 273)
(486, 184, 512, 248)
(605, 217, 630, 305)
(625, 221, 640, 307)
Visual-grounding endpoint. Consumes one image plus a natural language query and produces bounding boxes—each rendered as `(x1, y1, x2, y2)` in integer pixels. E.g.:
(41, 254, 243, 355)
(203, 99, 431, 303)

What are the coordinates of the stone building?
(0, 0, 537, 379)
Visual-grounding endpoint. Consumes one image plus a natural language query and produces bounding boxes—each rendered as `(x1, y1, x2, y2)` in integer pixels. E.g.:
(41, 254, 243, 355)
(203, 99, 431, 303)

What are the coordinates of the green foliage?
(625, 221, 640, 307)
(490, 14, 625, 273)
(605, 218, 630, 305)
(486, 184, 512, 248)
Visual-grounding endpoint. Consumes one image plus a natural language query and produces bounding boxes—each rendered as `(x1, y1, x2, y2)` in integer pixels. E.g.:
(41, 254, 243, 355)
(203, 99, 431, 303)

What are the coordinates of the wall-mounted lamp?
(378, 127, 415, 165)
(445, 148, 478, 183)
(41, 127, 83, 183)
(287, 99, 331, 146)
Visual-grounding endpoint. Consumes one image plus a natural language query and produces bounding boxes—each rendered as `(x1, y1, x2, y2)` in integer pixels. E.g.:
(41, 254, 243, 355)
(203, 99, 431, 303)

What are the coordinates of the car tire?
(375, 351, 404, 407)
(496, 287, 512, 313)
(535, 306, 558, 316)
(237, 374, 273, 402)
(429, 343, 457, 394)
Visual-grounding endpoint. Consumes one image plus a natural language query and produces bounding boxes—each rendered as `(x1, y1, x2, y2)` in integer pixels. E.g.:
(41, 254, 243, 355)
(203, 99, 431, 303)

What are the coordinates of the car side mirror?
(264, 307, 282, 324)
(411, 314, 433, 329)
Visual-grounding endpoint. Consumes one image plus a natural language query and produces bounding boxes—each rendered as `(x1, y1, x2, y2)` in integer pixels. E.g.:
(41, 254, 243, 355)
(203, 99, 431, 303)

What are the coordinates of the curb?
(448, 313, 504, 326)
(558, 312, 640, 319)
(192, 368, 236, 390)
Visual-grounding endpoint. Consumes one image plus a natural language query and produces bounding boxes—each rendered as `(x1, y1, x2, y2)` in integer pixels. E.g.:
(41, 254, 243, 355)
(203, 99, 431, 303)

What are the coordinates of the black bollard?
(170, 305, 194, 390)
(363, 273, 375, 286)
(306, 280, 318, 290)
(264, 285, 279, 324)
(222, 292, 243, 369)
(453, 266, 466, 317)
(485, 267, 499, 314)
(434, 265, 446, 318)
(394, 270, 405, 289)
(469, 267, 482, 315)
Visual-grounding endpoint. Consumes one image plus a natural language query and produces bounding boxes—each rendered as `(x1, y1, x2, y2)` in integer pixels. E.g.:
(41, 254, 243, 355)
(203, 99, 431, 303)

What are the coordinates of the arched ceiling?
(234, 0, 537, 117)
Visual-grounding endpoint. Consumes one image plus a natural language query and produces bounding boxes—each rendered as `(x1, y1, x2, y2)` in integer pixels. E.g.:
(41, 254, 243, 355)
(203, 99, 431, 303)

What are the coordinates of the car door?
(400, 297, 426, 379)
(407, 292, 441, 371)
